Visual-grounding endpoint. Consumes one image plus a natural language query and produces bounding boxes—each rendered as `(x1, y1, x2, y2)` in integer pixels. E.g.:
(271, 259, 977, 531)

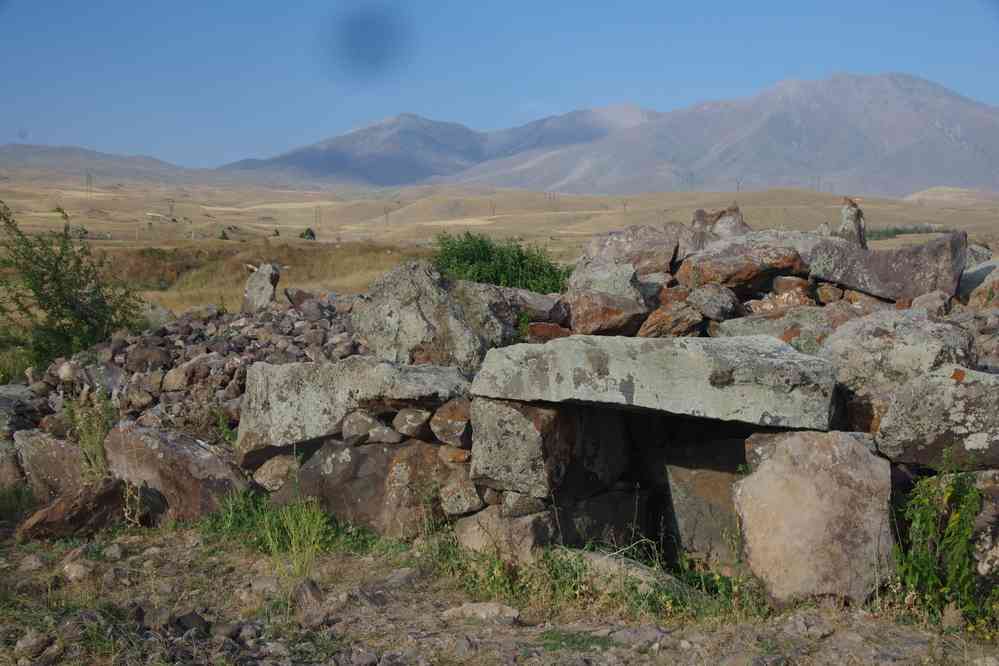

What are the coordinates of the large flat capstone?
(471, 335, 837, 430)
(236, 357, 470, 467)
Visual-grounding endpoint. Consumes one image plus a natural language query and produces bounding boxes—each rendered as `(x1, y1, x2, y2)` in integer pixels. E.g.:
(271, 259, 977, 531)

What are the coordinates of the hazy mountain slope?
(452, 73, 999, 195)
(0, 144, 191, 183)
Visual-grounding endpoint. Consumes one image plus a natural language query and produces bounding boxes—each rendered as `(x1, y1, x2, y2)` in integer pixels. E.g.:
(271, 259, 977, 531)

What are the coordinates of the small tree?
(299, 227, 317, 241)
(0, 201, 140, 366)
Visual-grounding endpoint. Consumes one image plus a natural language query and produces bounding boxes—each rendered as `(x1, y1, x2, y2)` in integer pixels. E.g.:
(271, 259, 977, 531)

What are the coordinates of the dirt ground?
(1, 521, 996, 666)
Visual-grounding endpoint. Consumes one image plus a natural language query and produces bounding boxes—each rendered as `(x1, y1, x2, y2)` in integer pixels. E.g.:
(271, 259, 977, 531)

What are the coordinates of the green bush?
(64, 391, 117, 482)
(432, 231, 571, 294)
(866, 224, 953, 240)
(0, 201, 140, 368)
(894, 472, 997, 631)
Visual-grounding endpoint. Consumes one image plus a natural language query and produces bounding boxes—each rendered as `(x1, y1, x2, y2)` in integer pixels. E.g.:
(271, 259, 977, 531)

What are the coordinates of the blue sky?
(1, 0, 997, 167)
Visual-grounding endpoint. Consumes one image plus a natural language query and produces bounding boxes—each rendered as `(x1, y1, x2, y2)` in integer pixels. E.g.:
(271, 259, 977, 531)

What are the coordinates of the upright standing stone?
(242, 264, 280, 313)
(734, 431, 893, 604)
(833, 198, 868, 249)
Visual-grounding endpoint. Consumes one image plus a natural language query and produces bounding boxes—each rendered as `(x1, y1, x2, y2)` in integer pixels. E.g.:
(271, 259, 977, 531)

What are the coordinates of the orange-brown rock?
(565, 291, 649, 336)
(637, 301, 704, 338)
(527, 322, 572, 343)
(772, 276, 811, 295)
(676, 245, 806, 297)
(743, 289, 816, 315)
(816, 283, 845, 304)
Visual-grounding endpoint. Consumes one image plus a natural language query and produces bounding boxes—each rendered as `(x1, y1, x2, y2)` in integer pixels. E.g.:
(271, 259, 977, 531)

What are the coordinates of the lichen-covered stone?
(809, 232, 967, 301)
(236, 357, 469, 468)
(715, 303, 862, 355)
(472, 335, 837, 430)
(242, 264, 280, 314)
(877, 365, 999, 470)
(818, 310, 976, 432)
(676, 243, 806, 297)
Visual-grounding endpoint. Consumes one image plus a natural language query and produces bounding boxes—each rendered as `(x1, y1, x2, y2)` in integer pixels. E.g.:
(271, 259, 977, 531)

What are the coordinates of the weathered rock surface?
(105, 424, 248, 521)
(687, 284, 741, 321)
(453, 505, 556, 563)
(676, 242, 806, 297)
(715, 303, 862, 355)
(579, 225, 679, 276)
(16, 478, 164, 541)
(242, 264, 280, 313)
(810, 232, 968, 301)
(958, 259, 999, 299)
(910, 290, 952, 316)
(636, 301, 704, 337)
(472, 336, 837, 430)
(276, 439, 466, 539)
(818, 310, 976, 431)
(350, 262, 518, 374)
(877, 365, 999, 470)
(236, 357, 469, 467)
(12, 430, 84, 502)
(833, 199, 867, 248)
(564, 289, 649, 336)
(734, 431, 893, 604)
(429, 398, 471, 448)
(470, 398, 628, 500)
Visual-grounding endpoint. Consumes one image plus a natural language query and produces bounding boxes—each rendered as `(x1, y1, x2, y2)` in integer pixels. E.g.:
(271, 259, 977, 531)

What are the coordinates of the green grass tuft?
(432, 231, 571, 294)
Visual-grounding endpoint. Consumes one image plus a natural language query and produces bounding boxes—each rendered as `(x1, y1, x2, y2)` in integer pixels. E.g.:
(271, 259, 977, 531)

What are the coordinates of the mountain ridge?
(3, 73, 998, 196)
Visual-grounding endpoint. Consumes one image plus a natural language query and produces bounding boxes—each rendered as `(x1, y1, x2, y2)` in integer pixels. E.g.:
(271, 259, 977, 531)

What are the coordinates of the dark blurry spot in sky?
(17, 129, 30, 142)
(321, 2, 415, 83)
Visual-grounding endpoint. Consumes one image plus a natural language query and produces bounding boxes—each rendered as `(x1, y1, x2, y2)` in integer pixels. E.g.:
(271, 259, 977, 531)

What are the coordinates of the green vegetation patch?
(432, 231, 571, 294)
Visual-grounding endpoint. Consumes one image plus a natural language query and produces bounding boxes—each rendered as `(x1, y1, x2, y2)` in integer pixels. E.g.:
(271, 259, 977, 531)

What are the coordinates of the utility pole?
(384, 206, 390, 226)
(490, 200, 496, 217)
(314, 206, 321, 229)
(736, 177, 743, 193)
(167, 198, 175, 218)
(85, 172, 93, 197)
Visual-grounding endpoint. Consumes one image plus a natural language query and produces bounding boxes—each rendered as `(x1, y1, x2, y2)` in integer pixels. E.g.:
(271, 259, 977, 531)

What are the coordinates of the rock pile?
(3, 200, 998, 608)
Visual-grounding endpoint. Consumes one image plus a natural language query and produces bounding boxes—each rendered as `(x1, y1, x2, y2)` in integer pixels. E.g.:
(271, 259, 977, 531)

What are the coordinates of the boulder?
(877, 365, 999, 470)
(743, 289, 816, 315)
(242, 264, 280, 314)
(816, 283, 845, 304)
(733, 431, 893, 604)
(470, 398, 629, 500)
(715, 303, 862, 355)
(809, 232, 968, 301)
(967, 243, 992, 264)
(429, 398, 472, 448)
(692, 205, 752, 238)
(274, 439, 465, 539)
(580, 225, 680, 276)
(494, 287, 564, 324)
(252, 455, 299, 492)
(564, 290, 649, 336)
(439, 475, 485, 518)
(636, 301, 704, 338)
(392, 408, 432, 439)
(105, 424, 249, 522)
(910, 290, 952, 317)
(236, 357, 469, 468)
(15, 478, 164, 541)
(12, 430, 84, 503)
(695, 230, 839, 269)
(818, 310, 976, 431)
(567, 259, 646, 302)
(453, 505, 556, 563)
(687, 284, 741, 321)
(676, 242, 806, 297)
(350, 262, 518, 374)
(472, 335, 837, 430)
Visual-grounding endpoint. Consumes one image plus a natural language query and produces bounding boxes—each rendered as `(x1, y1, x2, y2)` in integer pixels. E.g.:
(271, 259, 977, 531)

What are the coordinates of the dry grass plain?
(1, 173, 997, 312)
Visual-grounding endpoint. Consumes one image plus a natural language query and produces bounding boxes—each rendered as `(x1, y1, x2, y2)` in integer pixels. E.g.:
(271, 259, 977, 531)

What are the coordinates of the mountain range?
(3, 73, 998, 196)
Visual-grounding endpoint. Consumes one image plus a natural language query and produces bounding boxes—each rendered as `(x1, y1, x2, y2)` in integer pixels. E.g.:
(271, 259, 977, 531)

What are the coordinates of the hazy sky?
(2, 0, 998, 167)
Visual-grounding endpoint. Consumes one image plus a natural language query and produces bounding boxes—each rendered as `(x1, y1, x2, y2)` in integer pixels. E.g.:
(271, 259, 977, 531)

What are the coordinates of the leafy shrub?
(0, 202, 140, 367)
(0, 485, 35, 522)
(432, 231, 571, 294)
(299, 228, 316, 241)
(894, 472, 996, 630)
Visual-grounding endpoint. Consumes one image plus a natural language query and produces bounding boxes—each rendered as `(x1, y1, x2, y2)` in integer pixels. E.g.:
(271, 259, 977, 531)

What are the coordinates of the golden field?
(1, 173, 996, 313)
